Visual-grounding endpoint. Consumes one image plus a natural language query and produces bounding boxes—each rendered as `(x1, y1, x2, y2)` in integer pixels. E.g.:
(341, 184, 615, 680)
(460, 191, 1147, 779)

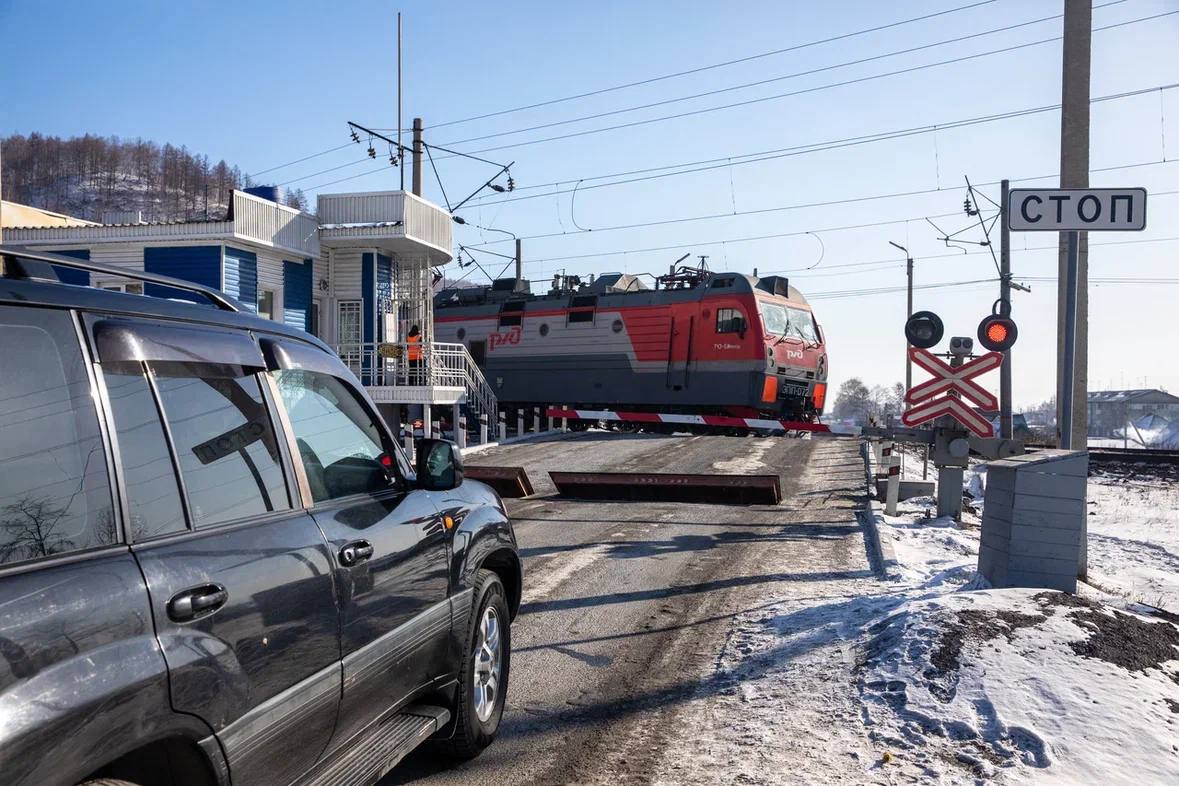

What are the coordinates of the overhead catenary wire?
(461, 162, 1179, 252)
(458, 83, 1178, 209)
(436, 10, 1176, 158)
(420, 1, 1003, 129)
(438, 3, 1127, 148)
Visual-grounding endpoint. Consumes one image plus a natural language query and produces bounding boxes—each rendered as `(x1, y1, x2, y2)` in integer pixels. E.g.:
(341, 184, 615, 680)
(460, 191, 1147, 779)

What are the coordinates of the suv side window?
(102, 363, 187, 539)
(273, 369, 397, 503)
(0, 306, 115, 564)
(152, 364, 290, 527)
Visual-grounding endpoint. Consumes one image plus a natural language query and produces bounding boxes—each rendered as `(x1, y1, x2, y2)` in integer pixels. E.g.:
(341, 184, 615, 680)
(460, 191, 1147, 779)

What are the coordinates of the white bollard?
(885, 452, 901, 516)
(560, 404, 568, 432)
(456, 416, 467, 450)
(403, 432, 415, 463)
(517, 410, 525, 437)
(479, 413, 488, 445)
(498, 411, 507, 442)
(431, 421, 440, 441)
(533, 407, 540, 433)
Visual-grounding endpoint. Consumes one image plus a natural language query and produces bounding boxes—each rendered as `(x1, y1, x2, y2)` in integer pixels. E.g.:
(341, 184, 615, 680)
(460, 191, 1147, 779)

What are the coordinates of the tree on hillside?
(0, 133, 260, 223)
(833, 378, 872, 423)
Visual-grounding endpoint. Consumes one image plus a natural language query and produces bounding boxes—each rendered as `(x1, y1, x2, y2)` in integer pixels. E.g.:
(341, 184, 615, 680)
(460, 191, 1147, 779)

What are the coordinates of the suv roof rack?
(0, 245, 241, 312)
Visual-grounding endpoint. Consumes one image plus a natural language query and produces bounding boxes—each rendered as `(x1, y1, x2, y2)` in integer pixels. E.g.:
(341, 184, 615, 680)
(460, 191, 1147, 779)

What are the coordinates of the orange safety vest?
(407, 334, 422, 361)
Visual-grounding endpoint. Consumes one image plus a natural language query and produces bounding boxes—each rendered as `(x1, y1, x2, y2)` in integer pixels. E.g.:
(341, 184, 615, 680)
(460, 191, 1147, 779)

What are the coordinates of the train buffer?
(549, 471, 782, 505)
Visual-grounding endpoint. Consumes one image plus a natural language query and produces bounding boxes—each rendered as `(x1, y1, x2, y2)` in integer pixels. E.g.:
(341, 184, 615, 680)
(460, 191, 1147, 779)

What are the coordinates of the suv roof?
(0, 244, 332, 352)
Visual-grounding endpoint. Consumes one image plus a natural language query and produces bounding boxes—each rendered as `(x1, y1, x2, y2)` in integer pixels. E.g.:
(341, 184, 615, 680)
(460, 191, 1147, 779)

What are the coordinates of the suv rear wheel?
(439, 569, 510, 760)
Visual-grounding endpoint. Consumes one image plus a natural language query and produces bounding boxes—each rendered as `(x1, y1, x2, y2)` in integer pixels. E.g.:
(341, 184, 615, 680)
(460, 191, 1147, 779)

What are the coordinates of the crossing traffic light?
(904, 310, 944, 349)
(977, 314, 1018, 352)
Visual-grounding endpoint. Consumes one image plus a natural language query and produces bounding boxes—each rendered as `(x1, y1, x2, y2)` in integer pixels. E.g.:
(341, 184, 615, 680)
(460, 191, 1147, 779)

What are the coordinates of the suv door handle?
(339, 540, 374, 567)
(168, 584, 228, 622)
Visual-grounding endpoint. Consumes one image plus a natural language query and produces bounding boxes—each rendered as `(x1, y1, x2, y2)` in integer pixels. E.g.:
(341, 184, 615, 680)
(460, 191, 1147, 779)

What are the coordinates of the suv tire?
(439, 569, 510, 760)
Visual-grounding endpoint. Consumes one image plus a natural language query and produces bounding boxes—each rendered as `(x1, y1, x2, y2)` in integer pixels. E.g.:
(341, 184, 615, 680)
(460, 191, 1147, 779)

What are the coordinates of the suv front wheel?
(440, 569, 510, 760)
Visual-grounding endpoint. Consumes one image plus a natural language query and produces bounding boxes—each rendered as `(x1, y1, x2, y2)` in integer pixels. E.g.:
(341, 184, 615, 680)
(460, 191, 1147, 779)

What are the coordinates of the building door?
(338, 300, 362, 376)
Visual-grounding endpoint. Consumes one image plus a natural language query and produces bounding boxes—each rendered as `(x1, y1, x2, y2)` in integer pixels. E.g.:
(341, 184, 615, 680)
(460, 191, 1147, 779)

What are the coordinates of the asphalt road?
(384, 431, 873, 785)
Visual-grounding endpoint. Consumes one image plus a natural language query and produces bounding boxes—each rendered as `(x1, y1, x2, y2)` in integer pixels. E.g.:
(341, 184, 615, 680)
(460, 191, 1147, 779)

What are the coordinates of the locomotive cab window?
(716, 307, 746, 334)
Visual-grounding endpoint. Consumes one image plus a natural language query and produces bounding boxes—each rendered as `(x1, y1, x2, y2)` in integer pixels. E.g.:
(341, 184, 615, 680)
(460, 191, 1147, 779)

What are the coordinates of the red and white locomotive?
(434, 264, 828, 429)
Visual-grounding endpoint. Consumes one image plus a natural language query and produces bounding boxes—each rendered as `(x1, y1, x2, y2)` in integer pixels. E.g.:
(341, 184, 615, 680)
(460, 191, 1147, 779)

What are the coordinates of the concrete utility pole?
(412, 117, 424, 197)
(889, 241, 914, 392)
(999, 179, 1012, 439)
(515, 238, 523, 283)
(1056, 0, 1091, 449)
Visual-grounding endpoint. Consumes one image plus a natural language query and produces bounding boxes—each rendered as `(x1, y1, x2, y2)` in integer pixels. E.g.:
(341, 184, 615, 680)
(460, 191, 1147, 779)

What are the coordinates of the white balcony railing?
(334, 341, 496, 418)
(231, 190, 319, 258)
(317, 191, 452, 259)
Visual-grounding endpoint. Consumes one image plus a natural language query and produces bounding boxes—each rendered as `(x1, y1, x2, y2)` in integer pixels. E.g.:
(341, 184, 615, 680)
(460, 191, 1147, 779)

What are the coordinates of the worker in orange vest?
(407, 324, 423, 383)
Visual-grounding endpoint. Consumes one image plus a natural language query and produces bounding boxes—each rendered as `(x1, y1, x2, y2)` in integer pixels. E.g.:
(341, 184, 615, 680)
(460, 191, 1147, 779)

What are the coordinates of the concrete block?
(1009, 521, 1084, 546)
(990, 506, 1088, 533)
(1014, 471, 1086, 499)
(1004, 569, 1077, 593)
(1008, 537, 1083, 562)
(874, 479, 935, 501)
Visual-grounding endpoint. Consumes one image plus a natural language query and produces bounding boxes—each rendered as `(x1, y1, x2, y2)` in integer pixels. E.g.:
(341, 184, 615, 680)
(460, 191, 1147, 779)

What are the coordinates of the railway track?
(1087, 446, 1179, 466)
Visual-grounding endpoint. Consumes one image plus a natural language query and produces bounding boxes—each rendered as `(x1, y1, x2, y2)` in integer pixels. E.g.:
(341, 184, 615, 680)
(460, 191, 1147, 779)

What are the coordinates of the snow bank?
(862, 589, 1179, 784)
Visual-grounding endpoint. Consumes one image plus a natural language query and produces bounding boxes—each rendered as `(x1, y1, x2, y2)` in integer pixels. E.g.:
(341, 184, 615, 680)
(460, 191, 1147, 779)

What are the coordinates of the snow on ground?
(1087, 470, 1179, 610)
(867, 476, 1179, 784)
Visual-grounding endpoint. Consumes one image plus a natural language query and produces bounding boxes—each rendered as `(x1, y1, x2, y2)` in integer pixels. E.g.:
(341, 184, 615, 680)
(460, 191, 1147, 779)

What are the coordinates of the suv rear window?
(152, 365, 290, 527)
(0, 307, 114, 564)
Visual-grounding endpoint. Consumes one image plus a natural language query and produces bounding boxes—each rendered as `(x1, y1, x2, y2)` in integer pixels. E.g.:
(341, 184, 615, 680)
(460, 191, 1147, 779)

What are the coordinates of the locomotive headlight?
(767, 346, 775, 369)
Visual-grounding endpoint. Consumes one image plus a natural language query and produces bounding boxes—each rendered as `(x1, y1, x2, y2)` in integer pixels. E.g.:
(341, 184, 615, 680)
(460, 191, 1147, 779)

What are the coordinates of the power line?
(420, 1, 1002, 130)
(462, 162, 1179, 251)
(460, 83, 1177, 209)
(440, 4, 1125, 148)
(439, 10, 1176, 158)
(246, 143, 353, 179)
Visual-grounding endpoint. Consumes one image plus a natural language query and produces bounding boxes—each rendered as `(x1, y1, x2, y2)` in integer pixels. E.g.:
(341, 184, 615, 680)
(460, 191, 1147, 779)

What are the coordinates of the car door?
(88, 316, 341, 786)
(262, 337, 451, 755)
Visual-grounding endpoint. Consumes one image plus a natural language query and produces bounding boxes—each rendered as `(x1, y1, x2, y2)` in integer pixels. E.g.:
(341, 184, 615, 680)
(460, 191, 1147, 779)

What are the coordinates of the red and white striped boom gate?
(545, 408, 831, 434)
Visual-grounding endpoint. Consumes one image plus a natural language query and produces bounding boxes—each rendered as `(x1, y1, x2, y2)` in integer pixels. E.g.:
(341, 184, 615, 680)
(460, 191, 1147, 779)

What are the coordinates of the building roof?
(1087, 388, 1179, 404)
(1, 200, 100, 228)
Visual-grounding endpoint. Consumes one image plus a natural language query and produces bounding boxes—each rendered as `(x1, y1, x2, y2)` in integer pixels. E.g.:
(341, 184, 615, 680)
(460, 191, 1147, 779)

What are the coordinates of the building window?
(99, 281, 145, 295)
(258, 289, 276, 321)
(338, 301, 362, 347)
(309, 300, 321, 338)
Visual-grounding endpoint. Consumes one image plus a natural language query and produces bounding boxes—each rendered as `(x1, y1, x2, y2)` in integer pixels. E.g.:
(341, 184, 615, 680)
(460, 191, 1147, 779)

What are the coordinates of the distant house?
(1087, 389, 1179, 437)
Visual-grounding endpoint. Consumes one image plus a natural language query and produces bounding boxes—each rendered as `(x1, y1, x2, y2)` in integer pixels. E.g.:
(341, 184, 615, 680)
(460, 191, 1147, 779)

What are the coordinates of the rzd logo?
(785, 349, 804, 360)
(489, 325, 522, 351)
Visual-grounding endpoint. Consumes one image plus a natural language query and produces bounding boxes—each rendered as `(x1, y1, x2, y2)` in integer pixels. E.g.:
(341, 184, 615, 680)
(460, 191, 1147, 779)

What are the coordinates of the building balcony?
(334, 341, 495, 414)
(317, 191, 452, 264)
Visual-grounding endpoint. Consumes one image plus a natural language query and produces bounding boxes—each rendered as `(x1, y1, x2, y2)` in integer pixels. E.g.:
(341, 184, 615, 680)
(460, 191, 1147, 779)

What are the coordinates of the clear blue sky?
(3, 0, 1178, 405)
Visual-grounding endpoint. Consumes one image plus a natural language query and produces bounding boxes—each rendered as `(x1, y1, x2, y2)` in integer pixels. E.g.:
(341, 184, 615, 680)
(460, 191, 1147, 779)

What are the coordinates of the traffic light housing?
(904, 310, 944, 349)
(977, 314, 1018, 352)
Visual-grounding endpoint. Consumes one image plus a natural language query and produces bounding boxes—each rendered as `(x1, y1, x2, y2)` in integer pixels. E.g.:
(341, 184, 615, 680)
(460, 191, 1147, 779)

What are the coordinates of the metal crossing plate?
(549, 471, 782, 505)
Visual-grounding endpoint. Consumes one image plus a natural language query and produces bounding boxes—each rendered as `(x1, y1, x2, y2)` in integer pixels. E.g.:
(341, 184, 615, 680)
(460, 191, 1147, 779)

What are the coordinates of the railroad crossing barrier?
(464, 466, 535, 498)
(479, 413, 488, 445)
(549, 471, 782, 505)
(456, 416, 467, 450)
(545, 407, 831, 434)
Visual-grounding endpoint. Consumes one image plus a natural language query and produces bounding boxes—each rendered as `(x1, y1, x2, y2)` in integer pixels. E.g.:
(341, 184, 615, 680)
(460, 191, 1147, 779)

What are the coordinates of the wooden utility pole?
(1056, 0, 1091, 448)
(412, 118, 423, 197)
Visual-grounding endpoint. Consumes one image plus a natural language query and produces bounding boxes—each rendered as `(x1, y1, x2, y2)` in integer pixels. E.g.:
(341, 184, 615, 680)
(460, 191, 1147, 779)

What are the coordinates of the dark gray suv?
(0, 247, 522, 786)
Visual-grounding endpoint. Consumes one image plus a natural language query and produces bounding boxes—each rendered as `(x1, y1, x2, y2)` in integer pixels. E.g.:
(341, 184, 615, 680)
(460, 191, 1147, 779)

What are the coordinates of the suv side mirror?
(416, 438, 464, 491)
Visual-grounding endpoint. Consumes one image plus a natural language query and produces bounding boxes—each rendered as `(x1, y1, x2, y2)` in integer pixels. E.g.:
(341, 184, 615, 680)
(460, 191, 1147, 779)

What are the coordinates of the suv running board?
(301, 705, 450, 786)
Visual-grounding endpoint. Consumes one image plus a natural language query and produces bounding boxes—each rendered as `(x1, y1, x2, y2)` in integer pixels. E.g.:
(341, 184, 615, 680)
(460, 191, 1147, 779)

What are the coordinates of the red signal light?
(977, 315, 1018, 352)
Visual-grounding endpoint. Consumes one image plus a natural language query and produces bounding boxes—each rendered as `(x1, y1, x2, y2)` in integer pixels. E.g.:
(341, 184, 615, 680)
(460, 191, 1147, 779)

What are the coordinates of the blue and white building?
(4, 187, 495, 433)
